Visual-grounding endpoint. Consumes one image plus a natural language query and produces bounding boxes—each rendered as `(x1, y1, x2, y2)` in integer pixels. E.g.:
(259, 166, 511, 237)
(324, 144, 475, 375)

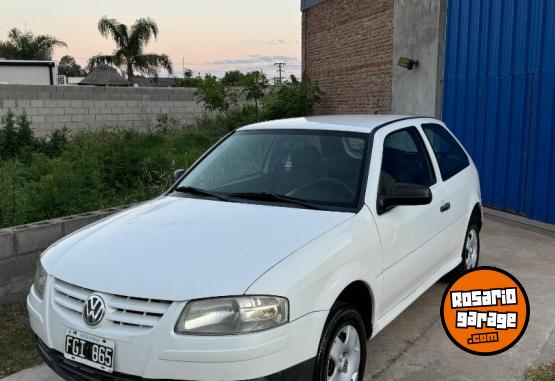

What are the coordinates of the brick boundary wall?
(0, 206, 129, 304)
(0, 85, 205, 137)
(303, 0, 394, 114)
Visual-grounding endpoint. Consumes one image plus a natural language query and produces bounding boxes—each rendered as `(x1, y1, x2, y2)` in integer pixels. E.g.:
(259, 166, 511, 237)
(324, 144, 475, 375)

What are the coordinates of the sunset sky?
(0, 0, 302, 78)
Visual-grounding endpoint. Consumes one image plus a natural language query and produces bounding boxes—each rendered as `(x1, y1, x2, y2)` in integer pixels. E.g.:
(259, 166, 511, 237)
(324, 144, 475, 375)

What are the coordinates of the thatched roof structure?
(79, 65, 129, 86)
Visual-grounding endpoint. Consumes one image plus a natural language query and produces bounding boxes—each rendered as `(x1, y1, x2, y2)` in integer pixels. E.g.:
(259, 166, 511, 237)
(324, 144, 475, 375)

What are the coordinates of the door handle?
(440, 202, 451, 213)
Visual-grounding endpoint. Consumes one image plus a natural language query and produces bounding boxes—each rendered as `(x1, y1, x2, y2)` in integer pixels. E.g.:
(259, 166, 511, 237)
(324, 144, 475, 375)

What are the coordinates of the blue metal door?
(443, 0, 555, 224)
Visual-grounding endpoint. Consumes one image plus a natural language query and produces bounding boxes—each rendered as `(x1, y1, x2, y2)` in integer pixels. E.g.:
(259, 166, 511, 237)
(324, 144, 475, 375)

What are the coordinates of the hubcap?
(326, 325, 361, 381)
(465, 229, 479, 269)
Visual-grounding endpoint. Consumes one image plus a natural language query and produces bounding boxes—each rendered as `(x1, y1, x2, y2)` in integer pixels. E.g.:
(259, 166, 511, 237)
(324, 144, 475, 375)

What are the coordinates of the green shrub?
(0, 160, 30, 227)
(35, 128, 69, 158)
(260, 74, 322, 120)
(0, 72, 322, 228)
(0, 117, 226, 228)
(195, 75, 239, 118)
(195, 72, 322, 130)
(0, 111, 20, 159)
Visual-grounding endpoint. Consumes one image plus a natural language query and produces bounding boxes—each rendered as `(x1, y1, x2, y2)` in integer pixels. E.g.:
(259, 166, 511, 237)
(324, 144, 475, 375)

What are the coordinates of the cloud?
(269, 39, 288, 45)
(212, 55, 300, 66)
(178, 55, 302, 79)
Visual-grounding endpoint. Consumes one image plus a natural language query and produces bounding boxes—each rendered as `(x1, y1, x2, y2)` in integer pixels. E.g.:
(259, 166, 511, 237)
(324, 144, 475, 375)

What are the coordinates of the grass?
(0, 304, 42, 378)
(0, 124, 227, 229)
(526, 363, 555, 381)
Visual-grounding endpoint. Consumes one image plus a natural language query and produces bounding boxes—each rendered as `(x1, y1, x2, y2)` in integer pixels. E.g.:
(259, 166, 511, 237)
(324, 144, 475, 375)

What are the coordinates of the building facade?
(302, 0, 555, 225)
(0, 60, 57, 85)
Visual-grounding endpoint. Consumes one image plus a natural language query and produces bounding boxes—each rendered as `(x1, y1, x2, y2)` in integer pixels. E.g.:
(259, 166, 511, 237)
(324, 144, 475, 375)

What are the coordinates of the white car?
(28, 115, 482, 381)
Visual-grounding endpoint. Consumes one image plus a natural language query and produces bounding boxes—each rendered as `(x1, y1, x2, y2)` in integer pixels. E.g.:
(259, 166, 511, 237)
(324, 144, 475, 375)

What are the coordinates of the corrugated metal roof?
(301, 0, 328, 11)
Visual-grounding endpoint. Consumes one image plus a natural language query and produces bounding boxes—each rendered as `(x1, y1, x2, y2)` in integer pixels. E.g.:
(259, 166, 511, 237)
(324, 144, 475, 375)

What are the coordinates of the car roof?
(238, 115, 442, 134)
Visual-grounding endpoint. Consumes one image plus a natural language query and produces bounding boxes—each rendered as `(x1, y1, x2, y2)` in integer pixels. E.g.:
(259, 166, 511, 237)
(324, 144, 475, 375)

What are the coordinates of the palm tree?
(89, 17, 173, 81)
(0, 28, 67, 60)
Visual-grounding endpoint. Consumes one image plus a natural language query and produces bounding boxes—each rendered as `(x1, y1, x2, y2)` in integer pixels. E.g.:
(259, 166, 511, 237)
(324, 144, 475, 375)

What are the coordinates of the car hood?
(42, 196, 353, 301)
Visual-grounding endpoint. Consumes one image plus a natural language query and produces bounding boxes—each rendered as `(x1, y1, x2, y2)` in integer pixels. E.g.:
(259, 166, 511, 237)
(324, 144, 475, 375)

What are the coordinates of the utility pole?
(274, 62, 286, 85)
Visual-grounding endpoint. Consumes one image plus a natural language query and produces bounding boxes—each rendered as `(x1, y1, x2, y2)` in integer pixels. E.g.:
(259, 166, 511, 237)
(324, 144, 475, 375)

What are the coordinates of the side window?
(422, 123, 470, 181)
(379, 127, 436, 197)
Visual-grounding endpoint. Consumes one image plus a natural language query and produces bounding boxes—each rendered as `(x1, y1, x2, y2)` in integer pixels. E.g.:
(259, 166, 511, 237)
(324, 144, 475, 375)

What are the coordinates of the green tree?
(260, 74, 322, 120)
(0, 28, 66, 60)
(0, 111, 18, 159)
(221, 70, 246, 86)
(16, 112, 34, 149)
(58, 55, 87, 77)
(0, 111, 36, 160)
(89, 17, 173, 81)
(173, 68, 202, 87)
(241, 71, 268, 110)
(195, 75, 238, 117)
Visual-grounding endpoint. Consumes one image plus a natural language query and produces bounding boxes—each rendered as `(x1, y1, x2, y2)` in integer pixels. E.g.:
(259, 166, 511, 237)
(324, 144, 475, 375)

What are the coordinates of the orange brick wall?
(303, 0, 394, 114)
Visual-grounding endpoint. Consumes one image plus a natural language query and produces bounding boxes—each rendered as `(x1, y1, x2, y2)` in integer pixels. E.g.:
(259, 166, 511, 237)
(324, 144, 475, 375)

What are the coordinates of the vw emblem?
(83, 293, 106, 327)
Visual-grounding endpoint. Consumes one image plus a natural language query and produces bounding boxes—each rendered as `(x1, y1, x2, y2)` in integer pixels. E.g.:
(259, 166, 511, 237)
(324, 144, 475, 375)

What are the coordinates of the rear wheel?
(464, 226, 480, 270)
(448, 220, 480, 278)
(314, 304, 366, 381)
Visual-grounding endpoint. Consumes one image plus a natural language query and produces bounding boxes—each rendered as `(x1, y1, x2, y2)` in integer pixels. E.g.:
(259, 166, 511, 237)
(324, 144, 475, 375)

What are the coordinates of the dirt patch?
(0, 304, 42, 378)
(526, 363, 555, 381)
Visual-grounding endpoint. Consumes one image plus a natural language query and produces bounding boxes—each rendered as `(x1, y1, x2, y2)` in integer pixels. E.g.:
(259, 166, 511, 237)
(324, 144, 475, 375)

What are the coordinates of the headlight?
(33, 260, 47, 299)
(175, 296, 289, 335)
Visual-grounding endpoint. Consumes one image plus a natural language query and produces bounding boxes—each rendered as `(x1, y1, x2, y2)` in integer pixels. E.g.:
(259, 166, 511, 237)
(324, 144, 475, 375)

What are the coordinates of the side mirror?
(173, 169, 186, 181)
(377, 183, 432, 215)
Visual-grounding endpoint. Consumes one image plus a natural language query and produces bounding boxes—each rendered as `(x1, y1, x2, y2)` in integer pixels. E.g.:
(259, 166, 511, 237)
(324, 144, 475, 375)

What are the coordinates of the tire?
(313, 303, 367, 381)
(448, 219, 481, 278)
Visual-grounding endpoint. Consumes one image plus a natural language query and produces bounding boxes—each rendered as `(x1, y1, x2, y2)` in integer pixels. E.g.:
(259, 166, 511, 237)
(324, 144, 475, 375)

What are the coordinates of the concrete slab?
(4, 218, 554, 381)
(364, 218, 555, 381)
(2, 365, 60, 381)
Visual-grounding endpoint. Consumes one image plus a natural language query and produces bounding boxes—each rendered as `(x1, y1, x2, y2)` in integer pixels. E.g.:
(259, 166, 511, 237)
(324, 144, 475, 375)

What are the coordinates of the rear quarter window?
(422, 123, 470, 181)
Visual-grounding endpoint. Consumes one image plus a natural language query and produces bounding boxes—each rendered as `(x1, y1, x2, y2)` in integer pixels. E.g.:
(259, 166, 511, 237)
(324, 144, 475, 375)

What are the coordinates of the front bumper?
(28, 279, 327, 381)
(37, 338, 314, 381)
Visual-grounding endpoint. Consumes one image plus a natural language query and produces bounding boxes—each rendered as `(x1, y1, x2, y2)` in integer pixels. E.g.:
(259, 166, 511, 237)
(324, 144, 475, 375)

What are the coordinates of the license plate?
(64, 329, 115, 373)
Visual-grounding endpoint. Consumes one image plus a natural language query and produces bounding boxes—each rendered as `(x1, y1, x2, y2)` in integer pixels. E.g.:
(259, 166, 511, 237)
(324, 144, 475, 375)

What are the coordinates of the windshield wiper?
(174, 186, 231, 202)
(227, 192, 325, 210)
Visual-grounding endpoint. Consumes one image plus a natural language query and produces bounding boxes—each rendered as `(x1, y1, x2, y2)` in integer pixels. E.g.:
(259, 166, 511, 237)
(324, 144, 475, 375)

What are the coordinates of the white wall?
(391, 0, 446, 117)
(0, 84, 203, 137)
(0, 65, 53, 85)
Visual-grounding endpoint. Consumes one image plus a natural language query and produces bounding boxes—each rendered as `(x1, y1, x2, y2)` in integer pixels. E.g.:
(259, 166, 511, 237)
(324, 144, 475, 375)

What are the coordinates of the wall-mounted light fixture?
(398, 57, 419, 70)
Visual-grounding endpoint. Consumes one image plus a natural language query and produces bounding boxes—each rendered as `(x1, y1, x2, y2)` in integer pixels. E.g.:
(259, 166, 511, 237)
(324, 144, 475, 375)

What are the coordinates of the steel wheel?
(465, 228, 479, 269)
(326, 325, 361, 381)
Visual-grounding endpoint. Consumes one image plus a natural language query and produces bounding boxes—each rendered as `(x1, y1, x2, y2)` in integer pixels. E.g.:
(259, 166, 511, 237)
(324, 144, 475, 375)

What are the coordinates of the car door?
(367, 125, 452, 317)
(421, 122, 474, 263)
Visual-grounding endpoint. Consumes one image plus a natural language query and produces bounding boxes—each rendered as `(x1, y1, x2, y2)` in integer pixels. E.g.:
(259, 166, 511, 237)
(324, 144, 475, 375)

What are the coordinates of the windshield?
(176, 129, 369, 211)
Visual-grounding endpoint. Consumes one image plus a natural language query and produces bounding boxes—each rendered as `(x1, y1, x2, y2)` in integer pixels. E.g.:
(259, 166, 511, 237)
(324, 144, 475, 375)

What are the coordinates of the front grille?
(53, 279, 172, 331)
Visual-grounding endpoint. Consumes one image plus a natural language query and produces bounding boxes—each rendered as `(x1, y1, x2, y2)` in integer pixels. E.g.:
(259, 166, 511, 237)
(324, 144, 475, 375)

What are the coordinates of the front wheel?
(313, 304, 366, 381)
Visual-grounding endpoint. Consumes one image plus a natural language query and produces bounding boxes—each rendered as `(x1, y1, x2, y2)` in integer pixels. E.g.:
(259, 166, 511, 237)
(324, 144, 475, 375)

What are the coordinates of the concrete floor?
(4, 217, 555, 381)
(364, 218, 555, 380)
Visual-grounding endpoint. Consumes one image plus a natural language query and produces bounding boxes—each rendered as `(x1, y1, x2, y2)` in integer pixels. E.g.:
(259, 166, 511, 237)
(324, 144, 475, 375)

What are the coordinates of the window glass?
(379, 127, 436, 197)
(186, 134, 274, 189)
(179, 130, 369, 211)
(422, 123, 470, 181)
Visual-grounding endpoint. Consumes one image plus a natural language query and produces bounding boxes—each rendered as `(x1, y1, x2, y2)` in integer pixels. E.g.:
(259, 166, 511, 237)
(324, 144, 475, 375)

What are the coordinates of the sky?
(0, 0, 302, 79)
